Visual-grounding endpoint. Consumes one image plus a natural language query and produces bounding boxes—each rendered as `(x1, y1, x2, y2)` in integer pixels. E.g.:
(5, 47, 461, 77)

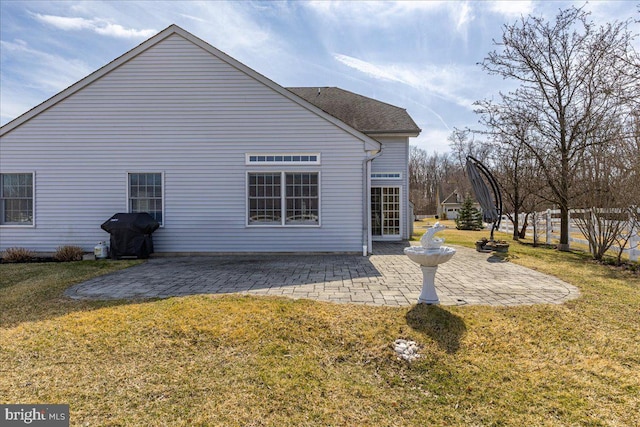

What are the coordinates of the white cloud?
(0, 39, 95, 124)
(304, 0, 473, 38)
(411, 128, 453, 154)
(455, 2, 475, 33)
(94, 22, 155, 38)
(178, 13, 207, 24)
(333, 54, 406, 85)
(333, 54, 478, 110)
(0, 40, 92, 91)
(306, 0, 445, 18)
(488, 1, 534, 18)
(32, 13, 156, 38)
(176, 3, 272, 52)
(32, 14, 93, 31)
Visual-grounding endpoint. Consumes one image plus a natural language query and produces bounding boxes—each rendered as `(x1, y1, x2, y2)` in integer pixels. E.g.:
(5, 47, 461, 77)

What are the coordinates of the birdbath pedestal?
(403, 222, 456, 304)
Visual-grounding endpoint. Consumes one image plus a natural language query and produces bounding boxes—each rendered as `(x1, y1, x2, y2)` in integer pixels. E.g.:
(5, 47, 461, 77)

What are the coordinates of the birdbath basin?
(404, 222, 456, 304)
(404, 246, 455, 267)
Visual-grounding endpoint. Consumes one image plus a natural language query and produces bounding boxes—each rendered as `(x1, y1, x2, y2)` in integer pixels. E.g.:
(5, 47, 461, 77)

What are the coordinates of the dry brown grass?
(1, 247, 36, 262)
(52, 245, 85, 262)
(1, 229, 639, 426)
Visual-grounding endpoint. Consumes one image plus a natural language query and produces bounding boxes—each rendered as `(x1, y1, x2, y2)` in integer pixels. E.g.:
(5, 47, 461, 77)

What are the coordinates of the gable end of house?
(0, 25, 381, 152)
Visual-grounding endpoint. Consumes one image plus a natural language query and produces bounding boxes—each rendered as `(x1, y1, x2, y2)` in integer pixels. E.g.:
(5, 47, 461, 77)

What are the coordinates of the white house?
(437, 191, 481, 220)
(0, 25, 420, 255)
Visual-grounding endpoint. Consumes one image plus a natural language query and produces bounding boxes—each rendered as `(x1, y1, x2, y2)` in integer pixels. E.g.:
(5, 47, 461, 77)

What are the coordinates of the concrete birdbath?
(404, 222, 456, 304)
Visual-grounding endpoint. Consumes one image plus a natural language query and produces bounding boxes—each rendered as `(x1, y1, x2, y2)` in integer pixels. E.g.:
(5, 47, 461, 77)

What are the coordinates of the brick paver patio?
(65, 242, 580, 306)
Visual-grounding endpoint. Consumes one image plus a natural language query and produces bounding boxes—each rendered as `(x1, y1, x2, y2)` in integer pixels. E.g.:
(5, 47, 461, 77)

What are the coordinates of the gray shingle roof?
(287, 87, 421, 136)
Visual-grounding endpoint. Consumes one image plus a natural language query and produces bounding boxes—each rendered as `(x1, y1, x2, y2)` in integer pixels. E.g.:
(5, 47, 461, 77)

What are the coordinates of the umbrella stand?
(466, 156, 503, 241)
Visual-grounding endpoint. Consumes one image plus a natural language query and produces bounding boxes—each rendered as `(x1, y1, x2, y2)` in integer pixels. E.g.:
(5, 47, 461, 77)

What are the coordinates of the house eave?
(364, 131, 421, 138)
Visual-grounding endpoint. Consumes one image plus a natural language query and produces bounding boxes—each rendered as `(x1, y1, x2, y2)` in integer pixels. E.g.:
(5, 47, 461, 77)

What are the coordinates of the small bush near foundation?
(2, 247, 35, 262)
(53, 245, 85, 262)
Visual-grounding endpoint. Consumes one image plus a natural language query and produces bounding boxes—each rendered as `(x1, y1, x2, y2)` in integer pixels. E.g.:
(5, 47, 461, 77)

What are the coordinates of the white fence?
(498, 209, 639, 262)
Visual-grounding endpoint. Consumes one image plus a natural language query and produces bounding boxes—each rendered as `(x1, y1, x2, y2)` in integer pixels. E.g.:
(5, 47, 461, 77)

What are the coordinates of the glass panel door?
(371, 188, 382, 236)
(371, 187, 400, 238)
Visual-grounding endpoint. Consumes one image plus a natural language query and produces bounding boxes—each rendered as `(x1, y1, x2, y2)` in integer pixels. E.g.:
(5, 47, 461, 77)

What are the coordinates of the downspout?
(362, 146, 383, 256)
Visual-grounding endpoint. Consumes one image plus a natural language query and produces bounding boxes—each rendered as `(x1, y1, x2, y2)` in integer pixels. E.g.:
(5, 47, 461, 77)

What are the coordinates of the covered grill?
(101, 213, 160, 259)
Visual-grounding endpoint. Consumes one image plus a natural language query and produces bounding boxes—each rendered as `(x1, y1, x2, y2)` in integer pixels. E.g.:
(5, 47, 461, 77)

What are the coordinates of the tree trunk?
(512, 207, 520, 241)
(558, 136, 571, 251)
(518, 213, 529, 239)
(558, 205, 571, 251)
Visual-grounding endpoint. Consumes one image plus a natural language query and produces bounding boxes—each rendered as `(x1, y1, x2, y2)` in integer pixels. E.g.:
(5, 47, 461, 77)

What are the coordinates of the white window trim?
(245, 153, 321, 166)
(126, 171, 165, 227)
(371, 172, 402, 180)
(246, 171, 321, 228)
(0, 171, 36, 228)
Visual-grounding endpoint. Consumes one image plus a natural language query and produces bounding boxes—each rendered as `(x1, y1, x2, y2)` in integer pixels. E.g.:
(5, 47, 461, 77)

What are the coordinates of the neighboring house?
(437, 191, 480, 220)
(0, 25, 420, 255)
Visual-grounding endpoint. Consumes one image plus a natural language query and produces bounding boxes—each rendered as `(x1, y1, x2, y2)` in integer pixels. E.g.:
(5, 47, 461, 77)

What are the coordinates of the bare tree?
(409, 143, 485, 216)
(492, 137, 546, 240)
(479, 6, 640, 251)
(447, 127, 491, 201)
(448, 128, 492, 167)
(474, 102, 549, 241)
(610, 112, 640, 263)
(572, 111, 640, 261)
(409, 147, 454, 215)
(409, 146, 435, 215)
(573, 127, 629, 260)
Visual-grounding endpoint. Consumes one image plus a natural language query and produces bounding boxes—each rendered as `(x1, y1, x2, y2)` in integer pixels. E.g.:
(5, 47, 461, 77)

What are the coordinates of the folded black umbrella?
(466, 156, 503, 240)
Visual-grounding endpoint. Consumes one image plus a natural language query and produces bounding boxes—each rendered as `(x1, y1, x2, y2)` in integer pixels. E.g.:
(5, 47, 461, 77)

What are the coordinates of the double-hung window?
(248, 172, 319, 226)
(128, 173, 163, 225)
(285, 173, 319, 225)
(248, 173, 282, 224)
(0, 173, 34, 226)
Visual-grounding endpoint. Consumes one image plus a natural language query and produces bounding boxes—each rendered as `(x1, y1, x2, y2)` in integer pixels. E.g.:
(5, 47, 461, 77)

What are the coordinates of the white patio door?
(371, 186, 401, 240)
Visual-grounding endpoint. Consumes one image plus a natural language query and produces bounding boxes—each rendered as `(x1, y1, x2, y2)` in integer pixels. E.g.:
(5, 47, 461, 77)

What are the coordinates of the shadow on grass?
(511, 240, 638, 279)
(516, 241, 557, 250)
(405, 304, 467, 354)
(487, 253, 509, 263)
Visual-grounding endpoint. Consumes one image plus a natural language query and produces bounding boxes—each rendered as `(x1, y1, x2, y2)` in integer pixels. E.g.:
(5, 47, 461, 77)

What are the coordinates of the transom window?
(128, 173, 163, 225)
(248, 172, 319, 226)
(246, 153, 320, 165)
(371, 172, 402, 179)
(0, 173, 34, 225)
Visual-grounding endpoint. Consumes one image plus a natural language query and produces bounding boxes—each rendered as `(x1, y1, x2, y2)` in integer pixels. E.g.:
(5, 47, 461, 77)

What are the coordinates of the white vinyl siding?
(0, 173, 34, 226)
(370, 137, 410, 239)
(0, 34, 365, 252)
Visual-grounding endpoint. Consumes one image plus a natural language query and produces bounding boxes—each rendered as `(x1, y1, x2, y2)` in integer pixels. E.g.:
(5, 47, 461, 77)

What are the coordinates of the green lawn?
(1, 227, 638, 426)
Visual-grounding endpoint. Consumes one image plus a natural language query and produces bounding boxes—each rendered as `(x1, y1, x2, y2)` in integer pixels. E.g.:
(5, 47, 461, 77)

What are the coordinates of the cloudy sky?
(1, 1, 637, 153)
